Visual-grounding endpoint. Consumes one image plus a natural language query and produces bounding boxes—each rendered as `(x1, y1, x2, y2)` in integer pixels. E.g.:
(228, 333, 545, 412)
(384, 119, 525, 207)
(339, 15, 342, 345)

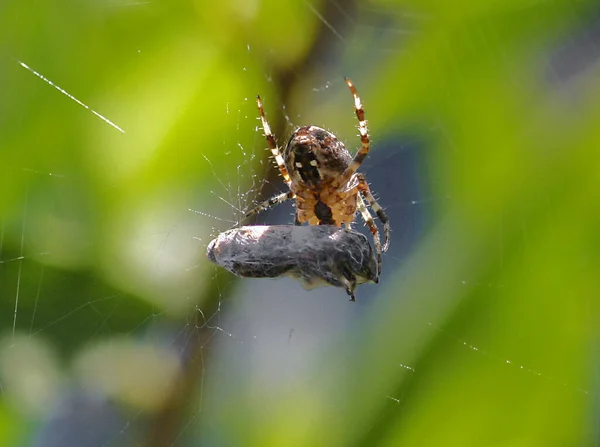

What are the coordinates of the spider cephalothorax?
(245, 78, 390, 274)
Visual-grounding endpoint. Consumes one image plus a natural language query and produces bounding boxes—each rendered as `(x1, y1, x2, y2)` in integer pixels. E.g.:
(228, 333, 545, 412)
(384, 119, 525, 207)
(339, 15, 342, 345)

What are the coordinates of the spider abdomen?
(284, 126, 352, 189)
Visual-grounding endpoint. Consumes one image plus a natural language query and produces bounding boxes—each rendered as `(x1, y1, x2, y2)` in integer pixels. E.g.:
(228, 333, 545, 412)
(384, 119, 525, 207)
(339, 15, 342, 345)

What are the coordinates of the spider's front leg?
(356, 193, 382, 275)
(356, 174, 390, 252)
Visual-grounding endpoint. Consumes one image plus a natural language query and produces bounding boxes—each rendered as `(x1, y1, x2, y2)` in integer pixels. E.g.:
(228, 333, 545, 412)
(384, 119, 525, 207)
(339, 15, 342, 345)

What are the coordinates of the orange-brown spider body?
(285, 126, 358, 226)
(245, 78, 390, 274)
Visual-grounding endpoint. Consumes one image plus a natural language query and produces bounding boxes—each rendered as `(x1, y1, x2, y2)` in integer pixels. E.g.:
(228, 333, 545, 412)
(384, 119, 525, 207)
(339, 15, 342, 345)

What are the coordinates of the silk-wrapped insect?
(206, 225, 378, 301)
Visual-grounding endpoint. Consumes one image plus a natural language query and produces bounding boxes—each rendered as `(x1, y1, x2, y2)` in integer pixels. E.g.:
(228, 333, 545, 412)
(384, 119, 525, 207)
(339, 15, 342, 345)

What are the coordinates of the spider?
(245, 78, 390, 274)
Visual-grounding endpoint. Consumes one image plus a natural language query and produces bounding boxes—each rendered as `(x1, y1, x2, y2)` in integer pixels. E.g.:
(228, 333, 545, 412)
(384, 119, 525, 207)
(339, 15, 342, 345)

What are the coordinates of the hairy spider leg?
(332, 78, 371, 190)
(257, 95, 291, 186)
(244, 191, 295, 218)
(245, 96, 295, 218)
(356, 193, 382, 275)
(357, 174, 390, 252)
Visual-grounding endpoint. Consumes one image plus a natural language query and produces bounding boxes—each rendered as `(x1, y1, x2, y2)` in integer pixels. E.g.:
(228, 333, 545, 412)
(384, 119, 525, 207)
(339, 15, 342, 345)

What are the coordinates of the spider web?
(0, 1, 597, 446)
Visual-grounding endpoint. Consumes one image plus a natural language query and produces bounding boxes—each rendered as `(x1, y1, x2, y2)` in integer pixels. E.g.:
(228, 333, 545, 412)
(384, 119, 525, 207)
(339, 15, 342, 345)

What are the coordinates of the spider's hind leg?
(257, 95, 292, 187)
(332, 78, 371, 190)
(245, 191, 295, 218)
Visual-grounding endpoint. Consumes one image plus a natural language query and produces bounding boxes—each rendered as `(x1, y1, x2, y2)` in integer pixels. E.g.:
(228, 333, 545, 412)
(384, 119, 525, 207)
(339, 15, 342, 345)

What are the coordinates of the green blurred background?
(1, 0, 598, 446)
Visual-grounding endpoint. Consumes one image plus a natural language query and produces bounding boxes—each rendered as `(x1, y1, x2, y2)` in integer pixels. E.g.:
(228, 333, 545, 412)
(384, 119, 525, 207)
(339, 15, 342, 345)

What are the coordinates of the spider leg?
(245, 191, 295, 218)
(332, 78, 370, 189)
(257, 95, 292, 187)
(357, 174, 390, 252)
(356, 193, 382, 275)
